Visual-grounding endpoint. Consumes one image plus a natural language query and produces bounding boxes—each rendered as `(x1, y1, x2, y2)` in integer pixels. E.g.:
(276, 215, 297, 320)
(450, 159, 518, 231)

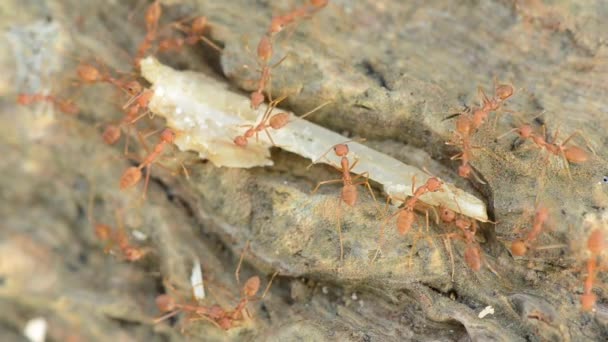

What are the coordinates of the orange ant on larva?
(100, 84, 154, 155)
(310, 141, 378, 261)
(234, 94, 329, 147)
(247, 35, 288, 110)
(372, 175, 444, 262)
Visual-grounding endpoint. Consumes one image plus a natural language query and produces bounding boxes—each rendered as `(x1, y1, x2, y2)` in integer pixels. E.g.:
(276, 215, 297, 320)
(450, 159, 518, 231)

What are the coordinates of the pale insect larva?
(139, 57, 488, 222)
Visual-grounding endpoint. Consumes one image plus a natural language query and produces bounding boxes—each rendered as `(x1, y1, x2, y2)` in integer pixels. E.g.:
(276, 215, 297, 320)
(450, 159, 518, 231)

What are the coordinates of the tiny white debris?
(131, 230, 147, 241)
(351, 292, 358, 300)
(23, 317, 47, 342)
(191, 259, 205, 300)
(478, 306, 494, 318)
(322, 286, 329, 294)
(175, 107, 183, 115)
(155, 86, 165, 97)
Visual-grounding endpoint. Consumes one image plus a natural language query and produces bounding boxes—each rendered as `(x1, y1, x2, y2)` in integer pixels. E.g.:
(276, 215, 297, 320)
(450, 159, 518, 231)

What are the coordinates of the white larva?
(139, 57, 488, 222)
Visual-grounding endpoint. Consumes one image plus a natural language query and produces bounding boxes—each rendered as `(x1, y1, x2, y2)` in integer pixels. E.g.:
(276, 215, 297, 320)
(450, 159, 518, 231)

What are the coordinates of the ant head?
(456, 115, 471, 135)
(191, 16, 208, 34)
(426, 177, 443, 191)
(535, 207, 549, 222)
(333, 144, 349, 157)
(311, 0, 329, 7)
(587, 229, 604, 256)
(243, 276, 261, 297)
(160, 129, 176, 143)
(124, 246, 146, 261)
(455, 218, 471, 231)
(94, 224, 112, 240)
(234, 135, 248, 147)
(518, 124, 534, 139)
(581, 293, 597, 312)
(250, 92, 264, 109)
(155, 294, 176, 312)
(137, 90, 154, 107)
(510, 240, 527, 256)
(439, 206, 456, 223)
(603, 176, 608, 184)
(268, 17, 287, 35)
(458, 164, 472, 178)
(495, 84, 514, 100)
(16, 94, 32, 105)
(124, 81, 142, 95)
(58, 101, 79, 115)
(77, 63, 101, 82)
(145, 1, 162, 28)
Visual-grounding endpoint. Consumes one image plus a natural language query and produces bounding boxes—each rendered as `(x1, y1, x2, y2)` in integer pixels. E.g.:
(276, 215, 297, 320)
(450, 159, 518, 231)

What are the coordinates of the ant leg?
(311, 179, 343, 194)
(442, 236, 455, 282)
(123, 125, 131, 156)
(153, 309, 182, 324)
(371, 207, 406, 263)
(561, 130, 596, 155)
(493, 108, 516, 130)
(270, 54, 289, 69)
(142, 164, 152, 199)
(469, 166, 487, 185)
(410, 175, 417, 196)
(197, 35, 223, 52)
(407, 217, 421, 268)
(352, 172, 379, 209)
(450, 151, 464, 161)
(336, 197, 344, 262)
(423, 209, 436, 246)
(559, 150, 573, 180)
(137, 130, 152, 154)
(180, 161, 191, 180)
(477, 86, 491, 107)
(412, 210, 436, 266)
(371, 217, 389, 263)
(262, 127, 277, 146)
(298, 101, 332, 120)
(348, 158, 359, 171)
(260, 271, 279, 299)
(235, 241, 250, 284)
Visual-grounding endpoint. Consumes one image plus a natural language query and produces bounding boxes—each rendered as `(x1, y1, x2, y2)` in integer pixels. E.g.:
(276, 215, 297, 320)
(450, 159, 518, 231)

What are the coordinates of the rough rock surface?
(1, 0, 607, 341)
